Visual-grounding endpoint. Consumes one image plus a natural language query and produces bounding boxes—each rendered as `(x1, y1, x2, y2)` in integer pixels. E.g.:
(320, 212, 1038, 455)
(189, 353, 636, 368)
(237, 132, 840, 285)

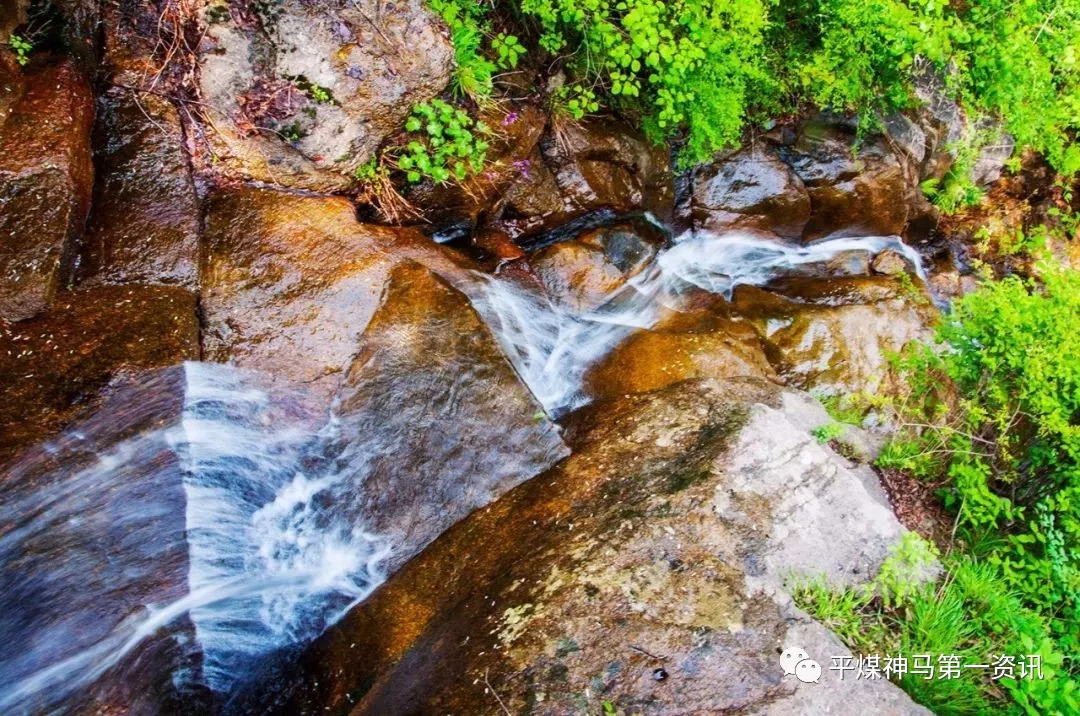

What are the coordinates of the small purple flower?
(512, 158, 532, 179)
(501, 111, 520, 127)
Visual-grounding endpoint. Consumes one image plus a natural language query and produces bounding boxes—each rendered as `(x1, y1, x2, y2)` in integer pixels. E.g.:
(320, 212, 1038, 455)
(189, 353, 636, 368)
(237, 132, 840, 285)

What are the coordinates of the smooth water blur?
(0, 363, 388, 712)
(0, 227, 926, 712)
(474, 229, 926, 415)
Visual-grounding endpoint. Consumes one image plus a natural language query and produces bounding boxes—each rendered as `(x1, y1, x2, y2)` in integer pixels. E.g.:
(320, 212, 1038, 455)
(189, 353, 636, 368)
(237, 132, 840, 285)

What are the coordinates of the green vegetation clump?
(394, 99, 490, 184)
(795, 535, 1076, 713)
(831, 262, 1080, 713)
(509, 0, 1078, 169)
(8, 33, 31, 66)
(427, 0, 524, 98)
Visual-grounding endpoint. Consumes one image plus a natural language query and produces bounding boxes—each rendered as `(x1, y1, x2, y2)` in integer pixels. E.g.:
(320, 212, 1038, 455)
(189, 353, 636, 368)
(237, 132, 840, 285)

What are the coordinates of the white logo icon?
(780, 646, 821, 683)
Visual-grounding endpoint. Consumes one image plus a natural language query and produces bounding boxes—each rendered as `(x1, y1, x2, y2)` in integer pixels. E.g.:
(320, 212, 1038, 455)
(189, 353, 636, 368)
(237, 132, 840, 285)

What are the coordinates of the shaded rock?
(540, 118, 674, 222)
(870, 249, 912, 275)
(529, 224, 663, 311)
(0, 60, 94, 321)
(496, 147, 568, 238)
(780, 120, 914, 241)
(473, 226, 525, 264)
(332, 262, 569, 574)
(257, 379, 925, 715)
(692, 147, 811, 238)
(406, 104, 546, 226)
(77, 88, 200, 287)
(195, 0, 452, 191)
(883, 112, 927, 165)
(733, 277, 935, 395)
(970, 123, 1016, 188)
(0, 285, 199, 461)
(200, 186, 476, 400)
(585, 305, 777, 400)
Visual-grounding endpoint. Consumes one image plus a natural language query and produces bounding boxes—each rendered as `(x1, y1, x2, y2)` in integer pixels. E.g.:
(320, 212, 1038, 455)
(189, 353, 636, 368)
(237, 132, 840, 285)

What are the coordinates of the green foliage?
(877, 265, 1080, 709)
(520, 0, 772, 165)
(8, 33, 31, 66)
(426, 0, 523, 97)
(492, 32, 525, 69)
(508, 0, 1077, 171)
(811, 422, 846, 444)
(794, 536, 1078, 714)
(395, 99, 490, 184)
(551, 84, 600, 121)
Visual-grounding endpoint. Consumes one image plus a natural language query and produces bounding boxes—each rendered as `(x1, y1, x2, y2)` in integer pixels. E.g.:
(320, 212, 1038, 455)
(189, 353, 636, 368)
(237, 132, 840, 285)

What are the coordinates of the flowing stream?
(0, 228, 925, 712)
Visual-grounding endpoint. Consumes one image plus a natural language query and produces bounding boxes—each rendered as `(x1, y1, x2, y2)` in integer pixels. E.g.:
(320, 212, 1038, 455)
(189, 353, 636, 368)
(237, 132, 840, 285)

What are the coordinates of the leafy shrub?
(394, 99, 490, 184)
(880, 265, 1080, 690)
(509, 0, 1078, 171)
(427, 0, 523, 98)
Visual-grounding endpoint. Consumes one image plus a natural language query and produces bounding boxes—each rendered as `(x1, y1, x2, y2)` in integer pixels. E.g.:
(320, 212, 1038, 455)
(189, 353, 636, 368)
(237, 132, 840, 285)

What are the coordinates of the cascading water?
(0, 363, 388, 713)
(0, 226, 927, 713)
(474, 229, 927, 415)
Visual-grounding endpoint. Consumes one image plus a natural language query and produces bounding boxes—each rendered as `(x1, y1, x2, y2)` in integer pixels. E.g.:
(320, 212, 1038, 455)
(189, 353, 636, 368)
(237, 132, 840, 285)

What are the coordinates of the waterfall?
(473, 229, 926, 415)
(0, 227, 926, 712)
(0, 364, 388, 712)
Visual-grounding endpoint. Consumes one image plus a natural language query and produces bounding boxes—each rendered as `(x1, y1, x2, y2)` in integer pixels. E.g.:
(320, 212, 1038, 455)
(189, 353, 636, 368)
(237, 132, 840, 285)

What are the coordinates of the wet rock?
(780, 120, 914, 241)
(586, 306, 777, 400)
(200, 186, 476, 400)
(195, 0, 453, 191)
(870, 249, 911, 276)
(77, 88, 200, 287)
(529, 224, 663, 311)
(258, 379, 925, 715)
(473, 226, 526, 263)
(540, 118, 674, 223)
(0, 60, 94, 321)
(883, 113, 927, 165)
(733, 277, 935, 395)
(692, 147, 811, 238)
(496, 147, 569, 238)
(332, 262, 569, 573)
(0, 285, 199, 461)
(407, 104, 547, 226)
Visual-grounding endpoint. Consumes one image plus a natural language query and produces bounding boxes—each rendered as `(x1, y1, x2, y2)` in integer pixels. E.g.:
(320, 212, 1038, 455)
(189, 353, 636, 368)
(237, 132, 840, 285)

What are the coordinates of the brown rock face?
(871, 249, 912, 275)
(733, 276, 935, 395)
(77, 89, 200, 287)
(200, 186, 477, 400)
(528, 224, 663, 311)
(544, 119, 673, 218)
(0, 285, 199, 461)
(585, 307, 777, 401)
(781, 120, 915, 241)
(0, 60, 94, 321)
(332, 262, 569, 573)
(195, 0, 453, 191)
(249, 379, 926, 715)
(692, 147, 811, 238)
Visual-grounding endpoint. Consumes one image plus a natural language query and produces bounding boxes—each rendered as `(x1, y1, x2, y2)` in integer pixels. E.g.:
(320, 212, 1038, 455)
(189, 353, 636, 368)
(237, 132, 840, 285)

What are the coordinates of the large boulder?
(200, 186, 476, 400)
(0, 59, 94, 321)
(780, 120, 916, 241)
(733, 276, 936, 396)
(585, 305, 777, 401)
(0, 285, 199, 471)
(529, 223, 665, 311)
(195, 0, 453, 191)
(77, 89, 200, 287)
(254, 379, 926, 715)
(329, 262, 569, 573)
(692, 147, 811, 239)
